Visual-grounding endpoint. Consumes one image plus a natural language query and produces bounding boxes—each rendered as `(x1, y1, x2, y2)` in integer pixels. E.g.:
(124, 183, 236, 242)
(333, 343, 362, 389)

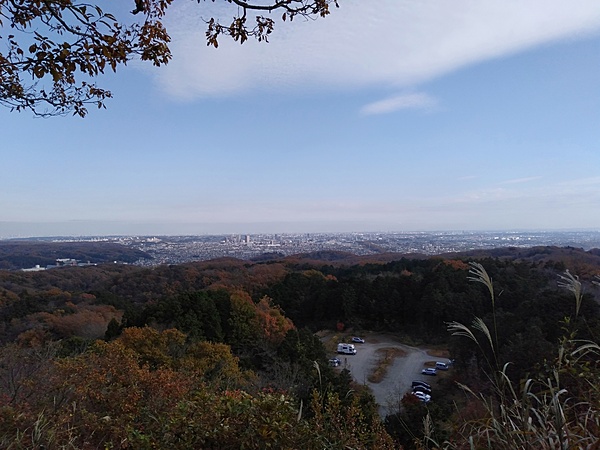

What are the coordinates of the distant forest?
(0, 244, 599, 449)
(0, 241, 150, 270)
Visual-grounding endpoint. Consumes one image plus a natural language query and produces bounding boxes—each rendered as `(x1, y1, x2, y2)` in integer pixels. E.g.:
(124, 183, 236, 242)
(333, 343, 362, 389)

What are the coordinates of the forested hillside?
(0, 246, 599, 448)
(0, 241, 151, 270)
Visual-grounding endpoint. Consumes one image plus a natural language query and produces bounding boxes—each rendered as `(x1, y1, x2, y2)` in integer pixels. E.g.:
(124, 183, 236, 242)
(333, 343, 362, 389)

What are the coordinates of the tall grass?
(418, 265, 600, 450)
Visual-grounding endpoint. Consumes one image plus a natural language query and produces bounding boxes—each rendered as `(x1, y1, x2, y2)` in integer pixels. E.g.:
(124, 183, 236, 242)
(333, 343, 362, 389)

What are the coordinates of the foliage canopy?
(0, 0, 338, 116)
(1, 249, 599, 448)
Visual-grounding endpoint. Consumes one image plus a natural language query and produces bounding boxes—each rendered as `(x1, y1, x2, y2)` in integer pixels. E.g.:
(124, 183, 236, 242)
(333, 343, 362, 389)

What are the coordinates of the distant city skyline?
(2, 1, 600, 237)
(1, 221, 599, 240)
(6, 230, 599, 269)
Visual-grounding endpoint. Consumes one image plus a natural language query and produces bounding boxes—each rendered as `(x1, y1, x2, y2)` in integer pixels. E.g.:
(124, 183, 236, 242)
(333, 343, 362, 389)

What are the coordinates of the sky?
(2, 0, 600, 237)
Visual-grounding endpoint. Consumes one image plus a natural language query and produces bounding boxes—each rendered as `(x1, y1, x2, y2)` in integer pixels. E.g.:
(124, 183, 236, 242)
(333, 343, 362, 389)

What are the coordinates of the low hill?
(276, 246, 600, 279)
(0, 240, 151, 270)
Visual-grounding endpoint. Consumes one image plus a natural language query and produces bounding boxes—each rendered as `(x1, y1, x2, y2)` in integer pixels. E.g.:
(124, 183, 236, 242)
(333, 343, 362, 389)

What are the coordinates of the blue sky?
(2, 0, 600, 237)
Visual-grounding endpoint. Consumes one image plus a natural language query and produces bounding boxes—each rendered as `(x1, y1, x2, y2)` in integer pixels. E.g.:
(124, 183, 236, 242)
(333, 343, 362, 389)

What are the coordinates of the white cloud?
(156, 0, 600, 99)
(500, 176, 542, 185)
(360, 93, 437, 115)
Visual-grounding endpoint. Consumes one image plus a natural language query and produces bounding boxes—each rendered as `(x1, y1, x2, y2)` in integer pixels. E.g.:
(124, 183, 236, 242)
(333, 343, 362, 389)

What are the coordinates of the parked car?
(421, 368, 437, 376)
(413, 386, 432, 396)
(351, 337, 365, 343)
(329, 358, 341, 367)
(412, 380, 432, 390)
(435, 361, 449, 370)
(412, 391, 431, 403)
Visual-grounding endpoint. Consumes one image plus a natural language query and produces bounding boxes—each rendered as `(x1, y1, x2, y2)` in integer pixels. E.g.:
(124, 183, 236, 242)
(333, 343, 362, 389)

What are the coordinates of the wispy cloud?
(500, 176, 542, 185)
(361, 93, 437, 115)
(158, 1, 600, 100)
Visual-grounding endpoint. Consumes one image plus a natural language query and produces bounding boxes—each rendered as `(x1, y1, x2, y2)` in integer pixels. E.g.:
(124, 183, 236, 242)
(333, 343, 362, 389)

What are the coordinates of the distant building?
(56, 258, 77, 266)
(22, 265, 45, 272)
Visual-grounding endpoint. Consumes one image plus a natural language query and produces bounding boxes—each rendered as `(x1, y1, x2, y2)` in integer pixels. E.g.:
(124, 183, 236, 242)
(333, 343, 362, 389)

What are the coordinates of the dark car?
(413, 386, 432, 396)
(412, 380, 432, 390)
(329, 358, 341, 367)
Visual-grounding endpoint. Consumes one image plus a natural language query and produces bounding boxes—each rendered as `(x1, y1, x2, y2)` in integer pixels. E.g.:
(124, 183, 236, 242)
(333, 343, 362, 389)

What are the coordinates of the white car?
(421, 368, 437, 376)
(351, 337, 365, 343)
(412, 391, 431, 403)
(435, 361, 450, 370)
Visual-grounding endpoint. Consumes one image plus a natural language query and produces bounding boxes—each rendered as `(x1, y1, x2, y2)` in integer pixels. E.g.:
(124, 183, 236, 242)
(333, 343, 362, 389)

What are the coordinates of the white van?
(337, 343, 357, 355)
(435, 361, 449, 370)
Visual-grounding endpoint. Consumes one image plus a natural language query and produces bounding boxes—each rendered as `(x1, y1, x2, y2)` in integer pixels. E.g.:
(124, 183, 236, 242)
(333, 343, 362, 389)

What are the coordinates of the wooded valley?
(1, 246, 599, 449)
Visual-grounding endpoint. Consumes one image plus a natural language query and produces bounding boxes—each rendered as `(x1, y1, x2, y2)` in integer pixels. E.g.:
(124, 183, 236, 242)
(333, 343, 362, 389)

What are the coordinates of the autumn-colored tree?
(0, 329, 398, 449)
(43, 286, 71, 299)
(181, 340, 253, 388)
(227, 289, 262, 348)
(118, 326, 251, 387)
(118, 326, 186, 369)
(49, 339, 192, 448)
(443, 259, 470, 271)
(33, 303, 122, 339)
(127, 387, 395, 450)
(0, 287, 19, 307)
(255, 295, 295, 344)
(0, 341, 58, 405)
(1, 0, 338, 116)
(125, 388, 312, 449)
(310, 390, 395, 450)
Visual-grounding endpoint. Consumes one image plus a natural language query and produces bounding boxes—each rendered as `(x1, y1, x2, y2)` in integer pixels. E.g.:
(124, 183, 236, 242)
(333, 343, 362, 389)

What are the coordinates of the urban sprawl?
(47, 230, 600, 266)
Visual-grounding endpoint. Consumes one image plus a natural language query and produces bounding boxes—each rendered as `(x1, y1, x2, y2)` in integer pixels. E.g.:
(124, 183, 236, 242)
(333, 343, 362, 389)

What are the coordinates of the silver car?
(412, 391, 431, 403)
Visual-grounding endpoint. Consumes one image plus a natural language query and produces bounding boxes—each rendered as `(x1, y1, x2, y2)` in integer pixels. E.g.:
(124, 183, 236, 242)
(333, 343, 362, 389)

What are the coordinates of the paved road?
(331, 334, 439, 417)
